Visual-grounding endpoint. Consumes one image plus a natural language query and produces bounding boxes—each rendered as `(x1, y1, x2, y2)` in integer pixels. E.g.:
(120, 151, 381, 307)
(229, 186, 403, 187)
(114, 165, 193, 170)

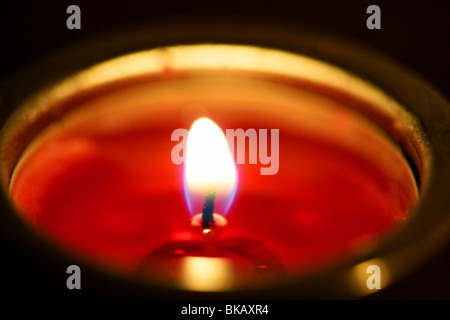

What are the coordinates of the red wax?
(8, 78, 418, 288)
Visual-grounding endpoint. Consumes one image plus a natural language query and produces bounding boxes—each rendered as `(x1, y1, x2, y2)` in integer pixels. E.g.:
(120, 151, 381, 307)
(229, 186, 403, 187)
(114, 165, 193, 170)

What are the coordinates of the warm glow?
(202, 228, 213, 235)
(348, 259, 391, 296)
(184, 118, 237, 215)
(179, 257, 233, 291)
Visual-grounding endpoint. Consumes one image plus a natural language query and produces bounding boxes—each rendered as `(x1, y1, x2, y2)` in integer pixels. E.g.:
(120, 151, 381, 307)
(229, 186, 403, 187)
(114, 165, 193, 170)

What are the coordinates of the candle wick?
(202, 187, 216, 229)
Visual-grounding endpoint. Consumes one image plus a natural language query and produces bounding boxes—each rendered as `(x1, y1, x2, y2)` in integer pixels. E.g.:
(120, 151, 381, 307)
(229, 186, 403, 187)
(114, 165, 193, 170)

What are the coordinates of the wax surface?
(9, 78, 418, 287)
(10, 123, 415, 275)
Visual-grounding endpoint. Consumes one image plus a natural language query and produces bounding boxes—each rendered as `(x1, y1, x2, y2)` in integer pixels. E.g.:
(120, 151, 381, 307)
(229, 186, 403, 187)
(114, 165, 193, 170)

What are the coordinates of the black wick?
(202, 187, 216, 229)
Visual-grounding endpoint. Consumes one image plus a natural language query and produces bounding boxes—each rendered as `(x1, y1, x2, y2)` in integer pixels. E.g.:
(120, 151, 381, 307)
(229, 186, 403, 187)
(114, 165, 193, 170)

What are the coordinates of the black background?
(0, 0, 449, 300)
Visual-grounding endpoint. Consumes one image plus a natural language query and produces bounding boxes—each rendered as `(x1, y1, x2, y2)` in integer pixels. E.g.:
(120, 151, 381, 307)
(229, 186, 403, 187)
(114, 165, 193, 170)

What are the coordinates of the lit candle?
(7, 59, 416, 290)
(2, 37, 448, 298)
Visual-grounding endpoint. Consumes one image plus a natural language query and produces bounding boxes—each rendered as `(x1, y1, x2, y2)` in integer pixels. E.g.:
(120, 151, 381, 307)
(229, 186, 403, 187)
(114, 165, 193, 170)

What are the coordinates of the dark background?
(0, 0, 449, 300)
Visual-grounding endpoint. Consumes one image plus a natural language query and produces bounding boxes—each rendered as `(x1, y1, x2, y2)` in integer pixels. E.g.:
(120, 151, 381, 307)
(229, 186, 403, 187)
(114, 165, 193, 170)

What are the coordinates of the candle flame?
(184, 117, 237, 216)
